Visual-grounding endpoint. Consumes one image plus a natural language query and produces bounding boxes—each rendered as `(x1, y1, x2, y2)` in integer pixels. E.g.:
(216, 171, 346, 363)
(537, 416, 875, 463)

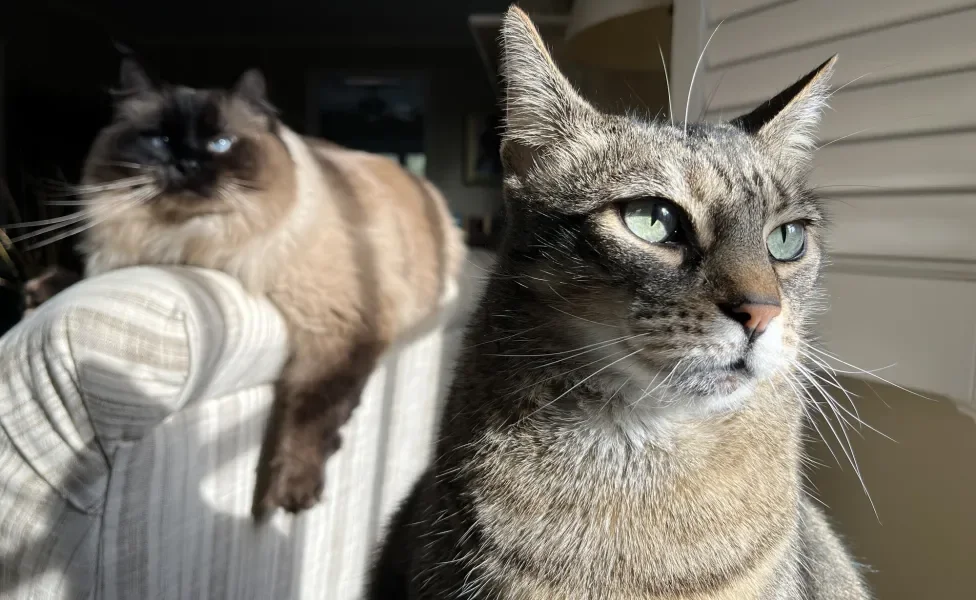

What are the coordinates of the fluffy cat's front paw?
(252, 452, 325, 519)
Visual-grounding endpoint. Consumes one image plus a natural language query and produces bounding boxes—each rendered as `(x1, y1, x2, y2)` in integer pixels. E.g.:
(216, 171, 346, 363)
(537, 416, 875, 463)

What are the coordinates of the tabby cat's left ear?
(731, 55, 836, 164)
(499, 6, 598, 172)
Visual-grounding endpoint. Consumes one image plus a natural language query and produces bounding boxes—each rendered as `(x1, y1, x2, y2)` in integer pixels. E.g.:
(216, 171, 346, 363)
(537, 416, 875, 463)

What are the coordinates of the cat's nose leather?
(179, 158, 201, 174)
(721, 301, 781, 341)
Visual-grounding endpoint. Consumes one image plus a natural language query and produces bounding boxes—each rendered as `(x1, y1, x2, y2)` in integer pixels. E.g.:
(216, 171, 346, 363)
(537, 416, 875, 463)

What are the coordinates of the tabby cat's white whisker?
(684, 20, 723, 134)
(794, 365, 879, 521)
(815, 128, 870, 150)
(524, 346, 647, 420)
(546, 303, 621, 329)
(796, 363, 863, 437)
(463, 325, 546, 350)
(504, 347, 631, 404)
(784, 370, 842, 469)
(803, 343, 931, 401)
(658, 42, 674, 127)
(489, 332, 644, 361)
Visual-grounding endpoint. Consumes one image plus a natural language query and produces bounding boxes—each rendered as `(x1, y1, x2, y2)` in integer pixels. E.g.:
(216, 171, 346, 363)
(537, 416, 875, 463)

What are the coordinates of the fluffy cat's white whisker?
(684, 20, 723, 134)
(14, 188, 155, 245)
(4, 211, 89, 230)
(24, 190, 156, 251)
(657, 42, 674, 127)
(86, 159, 155, 171)
(48, 175, 155, 196)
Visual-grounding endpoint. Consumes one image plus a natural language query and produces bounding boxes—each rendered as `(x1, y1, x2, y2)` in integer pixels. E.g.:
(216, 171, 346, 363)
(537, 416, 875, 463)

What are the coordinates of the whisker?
(19, 188, 157, 249)
(523, 346, 646, 420)
(463, 325, 546, 350)
(795, 364, 879, 521)
(45, 176, 154, 196)
(657, 41, 674, 127)
(804, 344, 932, 401)
(5, 211, 88, 230)
(684, 20, 723, 134)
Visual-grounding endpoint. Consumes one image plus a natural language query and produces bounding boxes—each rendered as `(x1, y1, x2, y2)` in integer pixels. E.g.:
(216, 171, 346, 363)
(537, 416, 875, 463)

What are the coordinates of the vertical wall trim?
(669, 0, 707, 125)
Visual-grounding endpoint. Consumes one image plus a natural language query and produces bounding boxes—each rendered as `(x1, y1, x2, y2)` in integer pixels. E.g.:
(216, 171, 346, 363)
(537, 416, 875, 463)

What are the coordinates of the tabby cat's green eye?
(622, 199, 680, 244)
(766, 222, 806, 261)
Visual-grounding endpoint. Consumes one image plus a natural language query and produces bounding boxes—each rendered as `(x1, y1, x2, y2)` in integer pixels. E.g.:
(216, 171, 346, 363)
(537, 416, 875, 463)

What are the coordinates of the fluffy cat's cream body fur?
(80, 68, 463, 516)
(84, 127, 460, 334)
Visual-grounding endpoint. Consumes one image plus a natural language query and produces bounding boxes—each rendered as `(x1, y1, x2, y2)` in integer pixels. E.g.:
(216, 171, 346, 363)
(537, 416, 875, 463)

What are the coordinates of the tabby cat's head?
(497, 8, 834, 412)
(82, 60, 292, 224)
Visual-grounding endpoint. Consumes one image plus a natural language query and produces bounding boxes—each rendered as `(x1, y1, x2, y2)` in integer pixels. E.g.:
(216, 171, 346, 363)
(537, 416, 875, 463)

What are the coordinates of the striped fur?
(78, 65, 465, 519)
(368, 6, 868, 600)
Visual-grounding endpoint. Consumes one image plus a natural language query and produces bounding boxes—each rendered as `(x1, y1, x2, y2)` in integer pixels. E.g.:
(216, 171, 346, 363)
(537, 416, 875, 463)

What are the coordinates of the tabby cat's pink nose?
(722, 302, 781, 340)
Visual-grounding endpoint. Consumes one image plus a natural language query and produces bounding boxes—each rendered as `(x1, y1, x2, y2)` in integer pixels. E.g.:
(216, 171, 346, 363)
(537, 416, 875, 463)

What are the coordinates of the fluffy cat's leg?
(251, 336, 382, 518)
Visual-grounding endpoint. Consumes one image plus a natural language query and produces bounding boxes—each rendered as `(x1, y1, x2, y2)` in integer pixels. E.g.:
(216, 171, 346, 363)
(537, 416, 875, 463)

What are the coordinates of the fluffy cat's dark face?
(499, 11, 835, 411)
(84, 60, 284, 222)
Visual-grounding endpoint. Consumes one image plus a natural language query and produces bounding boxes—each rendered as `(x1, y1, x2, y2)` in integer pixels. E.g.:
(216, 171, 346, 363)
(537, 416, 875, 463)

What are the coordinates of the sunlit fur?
(75, 62, 465, 517)
(368, 7, 869, 600)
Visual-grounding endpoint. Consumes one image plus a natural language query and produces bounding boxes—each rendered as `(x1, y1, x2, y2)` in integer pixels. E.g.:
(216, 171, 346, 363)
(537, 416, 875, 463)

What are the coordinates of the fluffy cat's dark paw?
(252, 453, 325, 520)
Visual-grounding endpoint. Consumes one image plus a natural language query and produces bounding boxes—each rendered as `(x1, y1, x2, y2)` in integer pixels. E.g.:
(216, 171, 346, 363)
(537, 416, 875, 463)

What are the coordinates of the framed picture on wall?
(463, 112, 503, 185)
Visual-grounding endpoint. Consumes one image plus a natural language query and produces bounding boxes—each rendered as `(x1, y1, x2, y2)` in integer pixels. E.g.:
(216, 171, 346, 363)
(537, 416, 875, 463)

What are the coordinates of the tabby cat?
(368, 7, 869, 599)
(79, 60, 464, 518)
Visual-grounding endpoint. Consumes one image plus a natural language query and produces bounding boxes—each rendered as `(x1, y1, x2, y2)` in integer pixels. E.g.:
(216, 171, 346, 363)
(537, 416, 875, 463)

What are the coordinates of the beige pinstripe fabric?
(0, 263, 476, 600)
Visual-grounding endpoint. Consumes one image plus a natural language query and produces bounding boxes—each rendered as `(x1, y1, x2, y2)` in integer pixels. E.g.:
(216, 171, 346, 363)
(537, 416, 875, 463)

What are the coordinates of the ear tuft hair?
(731, 55, 837, 164)
(499, 6, 596, 151)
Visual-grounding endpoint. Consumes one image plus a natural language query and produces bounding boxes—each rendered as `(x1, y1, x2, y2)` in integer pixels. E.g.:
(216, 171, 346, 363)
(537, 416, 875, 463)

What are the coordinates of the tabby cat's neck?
(447, 318, 805, 598)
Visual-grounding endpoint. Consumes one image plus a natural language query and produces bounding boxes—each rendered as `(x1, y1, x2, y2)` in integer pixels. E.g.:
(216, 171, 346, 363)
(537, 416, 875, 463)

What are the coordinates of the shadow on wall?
(806, 376, 976, 600)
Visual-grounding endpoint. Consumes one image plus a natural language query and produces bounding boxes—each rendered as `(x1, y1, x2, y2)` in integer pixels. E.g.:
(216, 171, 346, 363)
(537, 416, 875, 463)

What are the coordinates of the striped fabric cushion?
(0, 265, 467, 599)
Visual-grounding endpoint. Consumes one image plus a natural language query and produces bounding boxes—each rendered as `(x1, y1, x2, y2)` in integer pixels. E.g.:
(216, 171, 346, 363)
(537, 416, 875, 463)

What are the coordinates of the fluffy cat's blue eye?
(622, 199, 680, 244)
(148, 135, 169, 149)
(767, 222, 806, 261)
(207, 136, 235, 154)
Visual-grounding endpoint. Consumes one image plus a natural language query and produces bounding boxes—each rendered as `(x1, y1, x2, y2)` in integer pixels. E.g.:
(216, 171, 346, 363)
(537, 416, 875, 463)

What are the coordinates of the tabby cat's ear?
(731, 56, 836, 164)
(118, 58, 154, 96)
(499, 6, 597, 159)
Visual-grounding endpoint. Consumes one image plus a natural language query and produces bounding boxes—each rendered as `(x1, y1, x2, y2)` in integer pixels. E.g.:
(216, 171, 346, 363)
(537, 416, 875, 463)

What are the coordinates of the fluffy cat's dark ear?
(233, 69, 278, 118)
(499, 6, 597, 157)
(731, 55, 836, 164)
(117, 57, 154, 96)
(234, 69, 267, 103)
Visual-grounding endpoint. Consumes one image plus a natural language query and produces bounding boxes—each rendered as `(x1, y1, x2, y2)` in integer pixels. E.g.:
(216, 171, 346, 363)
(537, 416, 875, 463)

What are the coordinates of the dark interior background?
(0, 0, 513, 214)
(0, 0, 528, 330)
